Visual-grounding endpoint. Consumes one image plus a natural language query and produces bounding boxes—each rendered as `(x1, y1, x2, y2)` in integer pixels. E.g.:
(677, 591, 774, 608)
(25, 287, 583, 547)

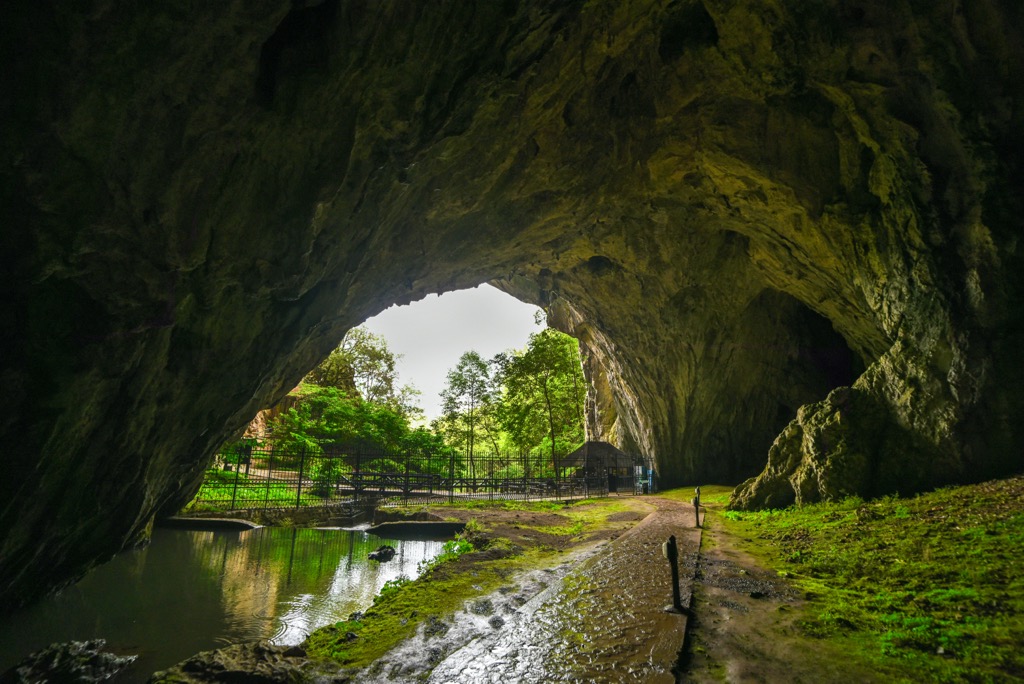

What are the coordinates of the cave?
(2, 0, 1023, 617)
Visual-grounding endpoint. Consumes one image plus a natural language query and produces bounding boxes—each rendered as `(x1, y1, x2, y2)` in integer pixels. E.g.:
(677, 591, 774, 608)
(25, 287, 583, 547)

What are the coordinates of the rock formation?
(2, 0, 1022, 610)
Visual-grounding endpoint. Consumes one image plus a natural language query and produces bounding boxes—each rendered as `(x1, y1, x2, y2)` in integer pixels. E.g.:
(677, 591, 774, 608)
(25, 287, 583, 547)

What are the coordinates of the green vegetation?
(492, 328, 587, 469)
(190, 324, 591, 512)
(433, 327, 587, 477)
(182, 469, 322, 512)
(714, 477, 1024, 682)
(303, 497, 631, 668)
(269, 384, 447, 457)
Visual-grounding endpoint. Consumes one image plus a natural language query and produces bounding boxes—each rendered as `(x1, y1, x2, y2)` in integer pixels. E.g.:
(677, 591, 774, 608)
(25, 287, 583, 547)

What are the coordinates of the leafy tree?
(305, 327, 396, 401)
(495, 328, 586, 475)
(438, 351, 496, 479)
(305, 326, 423, 421)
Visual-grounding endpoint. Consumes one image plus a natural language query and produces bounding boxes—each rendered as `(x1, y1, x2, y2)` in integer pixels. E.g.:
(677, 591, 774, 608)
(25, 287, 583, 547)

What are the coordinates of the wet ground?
(359, 497, 701, 683)
(147, 495, 889, 682)
(681, 504, 886, 683)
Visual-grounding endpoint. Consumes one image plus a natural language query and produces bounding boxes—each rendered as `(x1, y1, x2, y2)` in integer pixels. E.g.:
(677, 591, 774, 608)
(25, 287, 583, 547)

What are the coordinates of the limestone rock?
(0, 639, 136, 684)
(147, 642, 346, 683)
(2, 0, 1023, 610)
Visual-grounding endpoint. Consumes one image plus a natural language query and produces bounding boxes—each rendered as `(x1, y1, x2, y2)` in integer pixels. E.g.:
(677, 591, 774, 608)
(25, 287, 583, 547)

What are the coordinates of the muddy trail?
(363, 494, 885, 683)
(681, 501, 885, 683)
(149, 496, 882, 683)
(354, 497, 697, 683)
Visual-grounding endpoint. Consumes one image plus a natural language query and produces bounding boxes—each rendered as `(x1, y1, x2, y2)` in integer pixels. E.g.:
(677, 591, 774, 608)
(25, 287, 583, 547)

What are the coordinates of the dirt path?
(362, 497, 696, 684)
(153, 494, 888, 682)
(680, 500, 885, 683)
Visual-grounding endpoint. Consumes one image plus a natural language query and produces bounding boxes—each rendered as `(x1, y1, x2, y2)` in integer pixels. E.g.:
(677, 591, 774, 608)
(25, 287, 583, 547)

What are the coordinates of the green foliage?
(267, 385, 436, 457)
(493, 328, 585, 464)
(419, 538, 474, 574)
(183, 469, 321, 512)
(373, 575, 411, 606)
(305, 326, 422, 421)
(437, 351, 496, 471)
(309, 457, 346, 497)
(721, 477, 1024, 682)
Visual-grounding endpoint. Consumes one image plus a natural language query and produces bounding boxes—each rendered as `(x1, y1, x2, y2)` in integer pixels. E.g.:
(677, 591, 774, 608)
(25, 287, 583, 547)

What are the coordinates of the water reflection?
(0, 527, 443, 682)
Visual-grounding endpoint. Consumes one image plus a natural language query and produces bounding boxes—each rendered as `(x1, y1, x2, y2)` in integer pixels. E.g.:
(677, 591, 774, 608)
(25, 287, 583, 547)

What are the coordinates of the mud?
(355, 498, 700, 683)
(680, 505, 884, 683)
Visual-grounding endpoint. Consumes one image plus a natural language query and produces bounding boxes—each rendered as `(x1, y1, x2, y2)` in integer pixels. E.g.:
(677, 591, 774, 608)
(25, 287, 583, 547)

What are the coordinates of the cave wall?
(2, 0, 1022, 610)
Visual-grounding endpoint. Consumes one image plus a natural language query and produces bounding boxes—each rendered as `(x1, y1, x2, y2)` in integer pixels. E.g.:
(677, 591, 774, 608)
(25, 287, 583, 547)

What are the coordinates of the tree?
(305, 326, 422, 420)
(268, 385, 434, 460)
(439, 351, 496, 479)
(495, 328, 586, 478)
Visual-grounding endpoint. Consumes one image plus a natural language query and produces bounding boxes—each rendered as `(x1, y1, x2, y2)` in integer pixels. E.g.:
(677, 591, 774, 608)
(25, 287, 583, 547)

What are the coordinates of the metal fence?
(187, 441, 654, 513)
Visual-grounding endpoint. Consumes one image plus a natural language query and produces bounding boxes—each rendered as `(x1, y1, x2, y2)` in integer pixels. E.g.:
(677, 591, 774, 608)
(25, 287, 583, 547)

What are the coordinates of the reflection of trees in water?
(183, 529, 443, 644)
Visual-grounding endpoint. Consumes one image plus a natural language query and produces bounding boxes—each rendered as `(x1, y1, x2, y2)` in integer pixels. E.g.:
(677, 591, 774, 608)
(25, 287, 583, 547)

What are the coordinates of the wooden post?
(693, 486, 702, 528)
(662, 535, 684, 613)
(230, 452, 241, 510)
(448, 450, 455, 504)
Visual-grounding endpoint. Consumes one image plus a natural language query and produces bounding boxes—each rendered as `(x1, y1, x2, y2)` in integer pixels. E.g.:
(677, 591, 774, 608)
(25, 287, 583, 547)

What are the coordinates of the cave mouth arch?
(350, 283, 547, 423)
(5, 0, 1021, 622)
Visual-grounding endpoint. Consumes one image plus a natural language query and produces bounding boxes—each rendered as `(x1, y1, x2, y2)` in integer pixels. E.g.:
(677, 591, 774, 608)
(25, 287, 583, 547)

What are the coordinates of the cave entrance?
(358, 284, 543, 423)
(193, 281, 602, 515)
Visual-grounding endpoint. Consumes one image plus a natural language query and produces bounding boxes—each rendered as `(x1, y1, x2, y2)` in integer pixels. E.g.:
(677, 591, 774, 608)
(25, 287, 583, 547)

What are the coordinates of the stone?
(148, 641, 346, 684)
(2, 0, 1023, 610)
(0, 639, 136, 684)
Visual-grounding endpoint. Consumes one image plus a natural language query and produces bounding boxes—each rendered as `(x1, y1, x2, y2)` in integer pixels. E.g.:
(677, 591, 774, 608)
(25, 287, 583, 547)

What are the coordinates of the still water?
(0, 526, 444, 682)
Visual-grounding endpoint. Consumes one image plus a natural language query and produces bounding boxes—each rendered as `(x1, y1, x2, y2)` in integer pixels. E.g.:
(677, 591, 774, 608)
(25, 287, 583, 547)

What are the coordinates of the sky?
(361, 284, 544, 421)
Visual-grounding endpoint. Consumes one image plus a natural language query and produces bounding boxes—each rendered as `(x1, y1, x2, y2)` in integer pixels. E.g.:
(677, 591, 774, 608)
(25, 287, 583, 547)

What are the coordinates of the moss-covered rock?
(2, 0, 1022, 609)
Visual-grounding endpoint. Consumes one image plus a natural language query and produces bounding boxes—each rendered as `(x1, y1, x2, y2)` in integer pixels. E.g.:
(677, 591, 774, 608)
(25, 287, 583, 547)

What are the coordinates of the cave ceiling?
(1, 0, 1022, 612)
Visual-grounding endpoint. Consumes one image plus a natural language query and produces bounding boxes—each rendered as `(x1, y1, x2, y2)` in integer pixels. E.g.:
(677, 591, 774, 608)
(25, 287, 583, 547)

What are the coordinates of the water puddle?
(354, 542, 656, 683)
(0, 526, 444, 682)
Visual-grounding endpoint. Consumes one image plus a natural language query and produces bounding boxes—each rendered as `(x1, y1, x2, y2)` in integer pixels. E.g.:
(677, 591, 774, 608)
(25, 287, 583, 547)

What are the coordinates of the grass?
(717, 476, 1024, 682)
(182, 469, 325, 513)
(303, 539, 555, 667)
(302, 496, 639, 669)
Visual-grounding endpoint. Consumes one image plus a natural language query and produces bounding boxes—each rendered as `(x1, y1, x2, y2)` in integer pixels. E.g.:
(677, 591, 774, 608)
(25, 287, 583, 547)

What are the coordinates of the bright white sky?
(361, 284, 543, 421)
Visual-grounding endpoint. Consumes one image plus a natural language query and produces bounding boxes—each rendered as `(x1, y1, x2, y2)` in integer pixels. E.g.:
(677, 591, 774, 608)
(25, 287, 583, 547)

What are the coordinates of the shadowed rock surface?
(0, 639, 136, 684)
(2, 1, 1022, 610)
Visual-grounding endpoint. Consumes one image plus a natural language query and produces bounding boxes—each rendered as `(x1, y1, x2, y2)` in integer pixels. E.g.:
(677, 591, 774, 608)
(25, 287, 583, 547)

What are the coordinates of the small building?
(558, 441, 654, 494)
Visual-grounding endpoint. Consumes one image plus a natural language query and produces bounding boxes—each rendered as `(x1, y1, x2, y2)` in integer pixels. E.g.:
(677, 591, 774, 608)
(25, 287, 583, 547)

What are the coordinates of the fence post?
(295, 446, 307, 509)
(230, 448, 241, 510)
(264, 447, 273, 510)
(554, 455, 561, 501)
(693, 486, 702, 528)
(662, 535, 685, 613)
(404, 450, 410, 506)
(584, 446, 589, 499)
(448, 451, 455, 504)
(354, 449, 361, 505)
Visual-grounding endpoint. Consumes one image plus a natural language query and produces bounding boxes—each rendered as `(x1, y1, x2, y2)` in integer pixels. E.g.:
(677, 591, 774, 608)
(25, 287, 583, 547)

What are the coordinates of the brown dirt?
(431, 496, 656, 554)
(682, 501, 886, 683)
(418, 496, 888, 682)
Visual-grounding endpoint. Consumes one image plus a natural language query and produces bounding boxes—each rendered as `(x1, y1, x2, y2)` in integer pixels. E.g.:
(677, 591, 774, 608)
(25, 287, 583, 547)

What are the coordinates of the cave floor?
(411, 493, 889, 683)
(154, 494, 890, 683)
(681, 499, 888, 684)
(421, 496, 700, 683)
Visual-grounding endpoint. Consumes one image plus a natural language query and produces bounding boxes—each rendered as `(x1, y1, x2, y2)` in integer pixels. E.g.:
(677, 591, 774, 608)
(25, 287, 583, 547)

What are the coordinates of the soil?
(681, 500, 886, 683)
(432, 496, 656, 554)
(420, 496, 888, 682)
(158, 495, 891, 682)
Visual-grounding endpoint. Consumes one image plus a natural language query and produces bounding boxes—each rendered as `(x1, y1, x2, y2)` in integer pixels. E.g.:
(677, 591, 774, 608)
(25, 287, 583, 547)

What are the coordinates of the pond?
(0, 526, 445, 682)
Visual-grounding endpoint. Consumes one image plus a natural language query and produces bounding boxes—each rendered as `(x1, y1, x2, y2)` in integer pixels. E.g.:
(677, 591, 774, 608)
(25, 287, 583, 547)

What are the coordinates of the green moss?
(719, 477, 1024, 682)
(303, 545, 557, 667)
(303, 496, 639, 668)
